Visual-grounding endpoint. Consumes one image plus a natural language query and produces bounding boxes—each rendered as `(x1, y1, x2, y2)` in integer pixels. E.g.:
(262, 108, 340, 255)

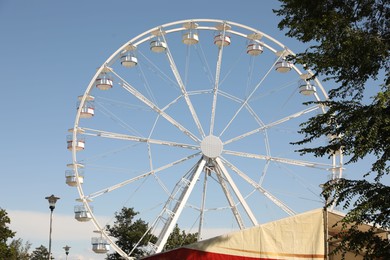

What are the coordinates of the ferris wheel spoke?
(223, 149, 332, 170)
(161, 33, 206, 138)
(259, 160, 271, 186)
(220, 156, 296, 216)
(214, 157, 258, 227)
(244, 104, 272, 156)
(84, 152, 202, 200)
(80, 127, 200, 150)
(110, 70, 201, 143)
(153, 158, 207, 253)
(219, 56, 282, 137)
(198, 172, 208, 240)
(194, 41, 215, 85)
(138, 50, 180, 92)
(224, 105, 322, 145)
(214, 169, 245, 229)
(210, 26, 228, 135)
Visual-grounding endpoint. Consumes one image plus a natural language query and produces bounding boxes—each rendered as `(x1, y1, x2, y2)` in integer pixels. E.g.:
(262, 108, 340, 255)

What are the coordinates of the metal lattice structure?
(67, 19, 343, 258)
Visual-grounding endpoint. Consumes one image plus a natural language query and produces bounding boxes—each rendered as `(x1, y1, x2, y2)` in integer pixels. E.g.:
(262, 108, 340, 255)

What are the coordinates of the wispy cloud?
(8, 210, 107, 259)
(7, 210, 232, 259)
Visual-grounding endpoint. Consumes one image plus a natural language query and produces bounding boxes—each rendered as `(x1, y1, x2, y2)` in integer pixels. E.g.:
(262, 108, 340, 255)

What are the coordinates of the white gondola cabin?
(182, 32, 199, 45)
(246, 43, 263, 56)
(214, 22, 231, 47)
(74, 205, 92, 222)
(300, 72, 314, 80)
(120, 53, 138, 68)
(327, 134, 343, 155)
(182, 22, 199, 45)
(92, 237, 110, 254)
(299, 80, 316, 96)
(150, 39, 167, 53)
(246, 33, 263, 56)
(67, 135, 85, 151)
(214, 34, 231, 47)
(275, 59, 292, 73)
(77, 95, 95, 118)
(65, 169, 84, 187)
(95, 73, 113, 90)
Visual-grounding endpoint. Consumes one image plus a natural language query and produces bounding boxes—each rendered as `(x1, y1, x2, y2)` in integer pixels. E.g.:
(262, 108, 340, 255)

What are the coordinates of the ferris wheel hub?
(200, 135, 223, 158)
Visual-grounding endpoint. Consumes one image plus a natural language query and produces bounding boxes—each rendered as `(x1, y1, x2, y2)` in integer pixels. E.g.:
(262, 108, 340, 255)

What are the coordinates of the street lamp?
(45, 194, 60, 260)
(63, 245, 70, 260)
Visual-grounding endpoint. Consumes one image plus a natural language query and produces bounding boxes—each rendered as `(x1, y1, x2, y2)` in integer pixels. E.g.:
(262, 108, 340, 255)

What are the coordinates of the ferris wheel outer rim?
(70, 18, 337, 258)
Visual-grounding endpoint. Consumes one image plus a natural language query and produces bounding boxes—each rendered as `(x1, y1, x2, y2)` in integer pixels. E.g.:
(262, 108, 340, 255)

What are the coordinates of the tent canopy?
(143, 209, 388, 260)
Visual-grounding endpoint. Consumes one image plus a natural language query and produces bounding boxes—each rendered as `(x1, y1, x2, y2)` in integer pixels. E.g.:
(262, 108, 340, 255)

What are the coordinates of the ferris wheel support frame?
(68, 18, 343, 259)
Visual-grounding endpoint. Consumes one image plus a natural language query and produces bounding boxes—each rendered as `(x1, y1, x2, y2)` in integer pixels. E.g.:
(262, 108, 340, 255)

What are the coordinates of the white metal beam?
(154, 158, 207, 253)
(214, 164, 245, 229)
(224, 105, 321, 145)
(110, 70, 201, 143)
(209, 28, 226, 135)
(162, 33, 206, 138)
(81, 127, 199, 150)
(85, 152, 201, 200)
(198, 172, 208, 241)
(221, 157, 296, 216)
(215, 157, 258, 226)
(223, 150, 332, 170)
(219, 57, 280, 137)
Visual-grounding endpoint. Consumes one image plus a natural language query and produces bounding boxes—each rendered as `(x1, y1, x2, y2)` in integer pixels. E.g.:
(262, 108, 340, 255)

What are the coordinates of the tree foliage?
(8, 238, 31, 260)
(106, 207, 156, 259)
(106, 207, 198, 259)
(164, 224, 198, 251)
(275, 0, 389, 100)
(0, 208, 16, 259)
(323, 179, 390, 258)
(30, 245, 50, 260)
(274, 0, 390, 258)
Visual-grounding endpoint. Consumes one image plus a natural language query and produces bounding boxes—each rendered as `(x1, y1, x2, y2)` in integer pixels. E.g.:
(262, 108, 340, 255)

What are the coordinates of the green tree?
(0, 208, 16, 259)
(106, 207, 198, 259)
(274, 0, 389, 259)
(164, 224, 198, 251)
(105, 207, 157, 259)
(30, 245, 50, 260)
(8, 238, 30, 260)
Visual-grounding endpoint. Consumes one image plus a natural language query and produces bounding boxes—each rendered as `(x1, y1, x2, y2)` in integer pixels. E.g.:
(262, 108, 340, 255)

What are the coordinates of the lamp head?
(45, 195, 60, 210)
(63, 245, 71, 255)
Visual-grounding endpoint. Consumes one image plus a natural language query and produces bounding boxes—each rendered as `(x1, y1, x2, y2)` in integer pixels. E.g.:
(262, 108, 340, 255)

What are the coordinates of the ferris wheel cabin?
(299, 80, 317, 96)
(150, 39, 167, 53)
(95, 73, 113, 90)
(182, 32, 199, 45)
(246, 43, 264, 56)
(120, 53, 138, 67)
(74, 205, 92, 222)
(77, 95, 95, 118)
(214, 34, 231, 47)
(66, 135, 85, 151)
(91, 236, 110, 254)
(182, 21, 199, 45)
(65, 169, 84, 187)
(275, 59, 292, 73)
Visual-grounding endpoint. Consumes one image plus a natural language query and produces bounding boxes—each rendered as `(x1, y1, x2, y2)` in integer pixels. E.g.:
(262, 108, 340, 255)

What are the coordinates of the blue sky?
(1, 1, 382, 259)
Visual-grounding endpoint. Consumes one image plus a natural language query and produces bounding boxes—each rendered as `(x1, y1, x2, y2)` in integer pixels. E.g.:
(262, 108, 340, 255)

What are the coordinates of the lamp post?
(45, 194, 60, 260)
(63, 245, 70, 260)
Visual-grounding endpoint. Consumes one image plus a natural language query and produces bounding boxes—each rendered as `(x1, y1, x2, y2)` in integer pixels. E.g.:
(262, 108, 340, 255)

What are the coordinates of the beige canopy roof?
(143, 208, 388, 260)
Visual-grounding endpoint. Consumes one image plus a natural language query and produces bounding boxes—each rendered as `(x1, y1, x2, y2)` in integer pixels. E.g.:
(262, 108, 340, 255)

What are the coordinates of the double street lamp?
(63, 245, 71, 260)
(45, 194, 60, 260)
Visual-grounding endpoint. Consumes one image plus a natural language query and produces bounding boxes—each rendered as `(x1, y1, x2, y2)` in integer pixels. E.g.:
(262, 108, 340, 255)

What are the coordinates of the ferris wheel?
(66, 19, 343, 258)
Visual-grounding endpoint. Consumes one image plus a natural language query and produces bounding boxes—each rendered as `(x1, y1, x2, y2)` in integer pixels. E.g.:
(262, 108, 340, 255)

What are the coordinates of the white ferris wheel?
(66, 19, 343, 258)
